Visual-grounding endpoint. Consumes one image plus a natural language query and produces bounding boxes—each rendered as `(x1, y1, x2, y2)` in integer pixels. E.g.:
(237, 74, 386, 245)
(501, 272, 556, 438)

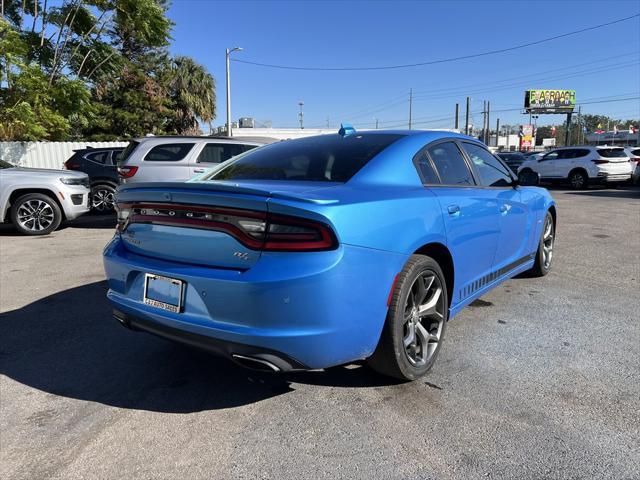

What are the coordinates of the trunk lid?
(116, 180, 339, 269)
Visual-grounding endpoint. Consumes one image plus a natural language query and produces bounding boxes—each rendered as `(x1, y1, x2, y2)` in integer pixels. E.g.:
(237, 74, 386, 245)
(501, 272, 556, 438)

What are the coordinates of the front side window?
(542, 151, 559, 161)
(462, 142, 512, 187)
(197, 143, 251, 164)
(209, 133, 403, 182)
(427, 142, 474, 186)
(144, 143, 194, 162)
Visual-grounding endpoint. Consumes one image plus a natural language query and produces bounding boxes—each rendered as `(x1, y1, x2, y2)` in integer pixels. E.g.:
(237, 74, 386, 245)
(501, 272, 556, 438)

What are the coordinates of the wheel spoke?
(416, 322, 438, 345)
(418, 287, 442, 318)
(403, 322, 416, 347)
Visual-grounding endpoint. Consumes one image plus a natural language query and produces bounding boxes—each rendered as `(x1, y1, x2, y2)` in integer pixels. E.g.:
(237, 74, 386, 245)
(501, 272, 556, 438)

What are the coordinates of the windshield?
(0, 160, 15, 169)
(208, 133, 404, 183)
(597, 148, 627, 158)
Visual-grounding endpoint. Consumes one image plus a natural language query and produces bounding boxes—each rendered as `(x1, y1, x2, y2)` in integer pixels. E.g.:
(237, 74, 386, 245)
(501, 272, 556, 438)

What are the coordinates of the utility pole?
(454, 103, 459, 130)
(482, 101, 487, 142)
(465, 97, 470, 135)
(225, 47, 243, 137)
(408, 88, 413, 130)
(298, 101, 304, 129)
(374, 117, 379, 129)
(565, 112, 573, 146)
(577, 106, 582, 144)
(486, 101, 490, 144)
(495, 118, 500, 149)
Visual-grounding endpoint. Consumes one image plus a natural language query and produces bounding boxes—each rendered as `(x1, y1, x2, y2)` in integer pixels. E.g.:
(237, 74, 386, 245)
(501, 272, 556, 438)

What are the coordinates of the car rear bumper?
(103, 235, 407, 370)
(596, 172, 632, 182)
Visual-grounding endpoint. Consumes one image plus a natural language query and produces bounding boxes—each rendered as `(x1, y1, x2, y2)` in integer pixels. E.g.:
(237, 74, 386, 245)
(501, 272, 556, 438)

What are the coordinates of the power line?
(231, 14, 640, 71)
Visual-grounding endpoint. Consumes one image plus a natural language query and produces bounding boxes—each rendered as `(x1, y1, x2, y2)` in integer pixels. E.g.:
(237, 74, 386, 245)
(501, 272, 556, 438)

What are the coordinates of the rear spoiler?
(117, 181, 339, 205)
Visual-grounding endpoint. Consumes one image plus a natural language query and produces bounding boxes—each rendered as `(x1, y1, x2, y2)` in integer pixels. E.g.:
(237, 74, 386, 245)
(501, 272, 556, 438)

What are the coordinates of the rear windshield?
(597, 148, 627, 158)
(117, 141, 139, 164)
(209, 133, 404, 182)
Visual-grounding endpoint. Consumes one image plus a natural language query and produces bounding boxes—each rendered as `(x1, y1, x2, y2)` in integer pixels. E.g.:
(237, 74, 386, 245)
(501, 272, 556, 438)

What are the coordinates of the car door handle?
(447, 205, 460, 215)
(499, 204, 512, 214)
(193, 168, 205, 173)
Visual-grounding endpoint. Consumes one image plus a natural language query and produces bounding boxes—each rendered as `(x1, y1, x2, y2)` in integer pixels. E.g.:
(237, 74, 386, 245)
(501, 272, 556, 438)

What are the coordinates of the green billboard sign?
(525, 90, 575, 112)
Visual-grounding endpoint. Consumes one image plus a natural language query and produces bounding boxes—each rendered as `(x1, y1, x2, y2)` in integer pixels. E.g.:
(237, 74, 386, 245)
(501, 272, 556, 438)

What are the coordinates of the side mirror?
(517, 170, 540, 186)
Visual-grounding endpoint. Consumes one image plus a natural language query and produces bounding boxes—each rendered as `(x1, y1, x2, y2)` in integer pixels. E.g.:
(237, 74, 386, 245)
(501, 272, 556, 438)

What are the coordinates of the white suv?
(517, 146, 633, 189)
(117, 136, 268, 183)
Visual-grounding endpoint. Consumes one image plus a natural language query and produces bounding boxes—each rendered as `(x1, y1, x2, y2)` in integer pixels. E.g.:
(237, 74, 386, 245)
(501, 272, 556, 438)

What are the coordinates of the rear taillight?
(64, 160, 81, 170)
(118, 166, 138, 178)
(116, 203, 337, 251)
(592, 160, 609, 165)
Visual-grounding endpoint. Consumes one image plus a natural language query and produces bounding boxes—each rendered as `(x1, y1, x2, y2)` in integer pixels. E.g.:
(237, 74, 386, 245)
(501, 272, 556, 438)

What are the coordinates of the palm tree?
(167, 55, 215, 134)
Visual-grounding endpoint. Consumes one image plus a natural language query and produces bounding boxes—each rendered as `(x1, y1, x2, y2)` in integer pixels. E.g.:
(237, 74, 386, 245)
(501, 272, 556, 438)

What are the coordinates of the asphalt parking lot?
(1, 186, 639, 480)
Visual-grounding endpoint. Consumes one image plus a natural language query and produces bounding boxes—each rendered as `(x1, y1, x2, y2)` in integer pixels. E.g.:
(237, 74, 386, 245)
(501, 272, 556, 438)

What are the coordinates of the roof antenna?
(338, 123, 356, 137)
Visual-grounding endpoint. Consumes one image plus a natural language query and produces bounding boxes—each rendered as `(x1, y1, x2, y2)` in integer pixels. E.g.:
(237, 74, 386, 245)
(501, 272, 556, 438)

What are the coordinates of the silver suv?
(117, 136, 267, 183)
(0, 160, 90, 235)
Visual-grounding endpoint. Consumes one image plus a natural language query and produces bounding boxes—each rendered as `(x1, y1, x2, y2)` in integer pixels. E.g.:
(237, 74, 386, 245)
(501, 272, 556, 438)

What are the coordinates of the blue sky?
(168, 0, 640, 130)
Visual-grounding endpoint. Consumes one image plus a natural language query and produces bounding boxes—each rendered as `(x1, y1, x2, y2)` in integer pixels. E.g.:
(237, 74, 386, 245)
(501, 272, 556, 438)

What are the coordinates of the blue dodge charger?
(104, 127, 555, 380)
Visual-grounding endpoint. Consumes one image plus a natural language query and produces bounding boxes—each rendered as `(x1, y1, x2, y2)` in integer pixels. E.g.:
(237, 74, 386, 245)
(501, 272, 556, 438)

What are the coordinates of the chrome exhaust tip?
(232, 354, 281, 372)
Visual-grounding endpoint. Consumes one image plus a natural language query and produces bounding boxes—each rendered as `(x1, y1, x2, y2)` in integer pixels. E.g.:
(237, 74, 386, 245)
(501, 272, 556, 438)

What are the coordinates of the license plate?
(143, 274, 184, 313)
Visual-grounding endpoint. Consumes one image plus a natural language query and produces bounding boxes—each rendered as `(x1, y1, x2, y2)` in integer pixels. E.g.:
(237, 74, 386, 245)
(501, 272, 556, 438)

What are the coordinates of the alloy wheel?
(570, 172, 585, 189)
(403, 271, 446, 367)
(16, 200, 55, 232)
(542, 215, 554, 269)
(92, 187, 115, 211)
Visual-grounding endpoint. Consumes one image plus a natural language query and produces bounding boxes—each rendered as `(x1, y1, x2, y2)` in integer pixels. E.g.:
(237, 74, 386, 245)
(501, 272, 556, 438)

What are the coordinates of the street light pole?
(225, 47, 243, 137)
(298, 101, 304, 129)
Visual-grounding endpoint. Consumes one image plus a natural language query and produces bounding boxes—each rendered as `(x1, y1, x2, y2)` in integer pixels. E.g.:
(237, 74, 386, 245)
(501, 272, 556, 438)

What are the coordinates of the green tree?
(165, 55, 216, 135)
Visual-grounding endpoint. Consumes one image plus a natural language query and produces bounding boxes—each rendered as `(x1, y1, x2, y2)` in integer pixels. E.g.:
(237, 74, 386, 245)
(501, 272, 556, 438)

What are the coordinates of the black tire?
(10, 193, 62, 236)
(527, 211, 555, 277)
(368, 254, 449, 381)
(568, 169, 588, 190)
(90, 183, 116, 213)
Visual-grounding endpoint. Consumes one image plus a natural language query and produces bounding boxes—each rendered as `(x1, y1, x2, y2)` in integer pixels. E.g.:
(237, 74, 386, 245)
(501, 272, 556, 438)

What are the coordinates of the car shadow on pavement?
(63, 213, 117, 230)
(562, 187, 640, 199)
(0, 281, 396, 413)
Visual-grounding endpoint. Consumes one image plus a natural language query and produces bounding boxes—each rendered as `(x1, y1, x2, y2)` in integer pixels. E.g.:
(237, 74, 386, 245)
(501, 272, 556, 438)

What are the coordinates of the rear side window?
(144, 143, 194, 162)
(572, 149, 590, 158)
(597, 148, 627, 158)
(109, 149, 124, 165)
(85, 151, 110, 164)
(414, 151, 441, 184)
(461, 143, 512, 187)
(197, 143, 252, 164)
(210, 133, 403, 182)
(427, 142, 474, 186)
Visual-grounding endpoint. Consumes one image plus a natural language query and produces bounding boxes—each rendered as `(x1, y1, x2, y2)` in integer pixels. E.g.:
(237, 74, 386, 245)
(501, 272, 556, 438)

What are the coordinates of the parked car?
(624, 147, 640, 184)
(0, 160, 90, 235)
(104, 128, 555, 381)
(117, 136, 267, 184)
(517, 146, 633, 189)
(497, 152, 527, 173)
(64, 146, 124, 212)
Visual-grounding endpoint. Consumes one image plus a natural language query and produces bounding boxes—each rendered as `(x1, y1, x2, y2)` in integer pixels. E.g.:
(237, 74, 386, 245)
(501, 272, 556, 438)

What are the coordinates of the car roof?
(131, 135, 269, 145)
(72, 146, 124, 153)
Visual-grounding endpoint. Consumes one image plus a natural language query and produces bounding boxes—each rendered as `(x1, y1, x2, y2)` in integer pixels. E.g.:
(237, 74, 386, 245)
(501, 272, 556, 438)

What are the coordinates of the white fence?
(0, 141, 128, 170)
